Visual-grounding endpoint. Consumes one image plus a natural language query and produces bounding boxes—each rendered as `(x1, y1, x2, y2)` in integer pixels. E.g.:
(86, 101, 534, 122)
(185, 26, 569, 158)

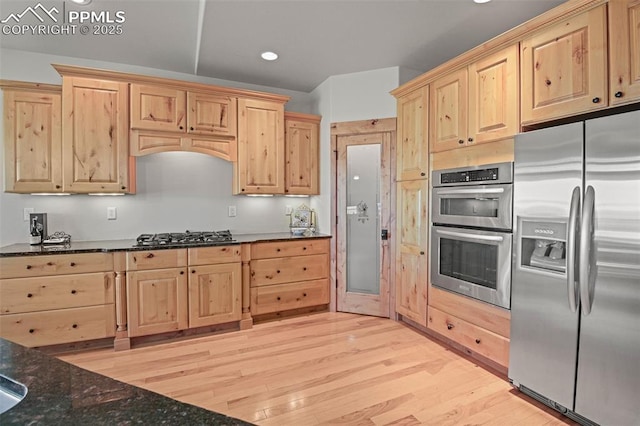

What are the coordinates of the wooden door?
(468, 44, 519, 145)
(235, 98, 285, 194)
(62, 77, 130, 193)
(521, 5, 607, 124)
(396, 86, 429, 181)
(395, 179, 428, 326)
(430, 68, 468, 153)
(127, 268, 188, 337)
(188, 263, 241, 328)
(187, 92, 237, 138)
(336, 131, 392, 317)
(3, 89, 62, 193)
(130, 84, 186, 132)
(285, 112, 320, 195)
(609, 0, 640, 106)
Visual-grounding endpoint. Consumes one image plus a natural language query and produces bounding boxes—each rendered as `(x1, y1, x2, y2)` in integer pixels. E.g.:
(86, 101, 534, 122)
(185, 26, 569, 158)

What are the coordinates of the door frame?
(330, 118, 397, 317)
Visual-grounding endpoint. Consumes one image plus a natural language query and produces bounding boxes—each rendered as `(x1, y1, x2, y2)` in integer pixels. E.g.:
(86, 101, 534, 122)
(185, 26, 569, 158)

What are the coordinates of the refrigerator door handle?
(567, 186, 581, 313)
(579, 185, 596, 315)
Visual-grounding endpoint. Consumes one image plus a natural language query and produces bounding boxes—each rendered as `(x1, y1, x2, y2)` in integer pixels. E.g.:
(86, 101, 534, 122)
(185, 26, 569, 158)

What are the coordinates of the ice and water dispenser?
(519, 219, 567, 273)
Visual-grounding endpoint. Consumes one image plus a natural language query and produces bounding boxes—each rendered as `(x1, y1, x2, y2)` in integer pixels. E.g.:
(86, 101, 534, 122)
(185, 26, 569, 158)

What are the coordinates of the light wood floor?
(60, 313, 575, 425)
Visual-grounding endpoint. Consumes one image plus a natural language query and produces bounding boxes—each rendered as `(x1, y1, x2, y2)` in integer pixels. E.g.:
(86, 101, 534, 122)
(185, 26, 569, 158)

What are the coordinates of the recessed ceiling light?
(70, 0, 92, 4)
(473, 0, 492, 3)
(261, 51, 278, 61)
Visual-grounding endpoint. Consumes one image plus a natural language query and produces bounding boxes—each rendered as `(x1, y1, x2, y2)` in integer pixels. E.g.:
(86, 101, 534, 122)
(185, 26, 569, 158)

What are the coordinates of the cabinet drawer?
(251, 238, 329, 259)
(428, 307, 509, 368)
(0, 253, 113, 279)
(251, 253, 328, 287)
(126, 249, 187, 271)
(251, 279, 329, 315)
(188, 245, 241, 265)
(0, 305, 116, 347)
(0, 272, 114, 314)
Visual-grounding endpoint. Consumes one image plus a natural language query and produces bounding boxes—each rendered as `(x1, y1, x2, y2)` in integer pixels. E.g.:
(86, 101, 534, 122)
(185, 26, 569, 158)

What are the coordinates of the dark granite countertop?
(0, 233, 331, 257)
(0, 338, 253, 425)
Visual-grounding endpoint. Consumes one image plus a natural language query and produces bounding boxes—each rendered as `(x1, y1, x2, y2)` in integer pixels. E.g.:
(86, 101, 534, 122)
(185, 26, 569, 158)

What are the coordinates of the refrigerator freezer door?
(575, 110, 640, 425)
(509, 122, 583, 410)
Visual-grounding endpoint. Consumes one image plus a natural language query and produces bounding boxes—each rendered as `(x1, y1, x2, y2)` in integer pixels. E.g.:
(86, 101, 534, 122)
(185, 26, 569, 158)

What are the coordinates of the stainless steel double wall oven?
(430, 162, 513, 309)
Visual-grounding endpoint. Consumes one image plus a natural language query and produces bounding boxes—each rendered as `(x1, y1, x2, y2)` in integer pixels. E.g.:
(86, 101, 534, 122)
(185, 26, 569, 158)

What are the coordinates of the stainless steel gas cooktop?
(134, 230, 234, 247)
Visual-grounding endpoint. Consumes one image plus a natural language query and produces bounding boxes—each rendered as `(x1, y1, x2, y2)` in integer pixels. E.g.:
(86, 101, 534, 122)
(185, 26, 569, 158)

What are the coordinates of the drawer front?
(251, 279, 329, 315)
(0, 272, 114, 314)
(428, 307, 509, 368)
(251, 238, 329, 259)
(0, 253, 113, 279)
(188, 245, 241, 266)
(126, 249, 187, 271)
(0, 305, 116, 347)
(251, 253, 328, 287)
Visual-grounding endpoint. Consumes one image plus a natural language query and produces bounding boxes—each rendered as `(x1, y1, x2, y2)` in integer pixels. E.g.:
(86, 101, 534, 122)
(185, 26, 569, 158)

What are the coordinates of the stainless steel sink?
(0, 374, 27, 414)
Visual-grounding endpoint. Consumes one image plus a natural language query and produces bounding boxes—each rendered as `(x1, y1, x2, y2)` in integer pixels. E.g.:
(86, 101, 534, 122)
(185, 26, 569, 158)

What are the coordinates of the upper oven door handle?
(436, 229, 505, 242)
(435, 187, 505, 195)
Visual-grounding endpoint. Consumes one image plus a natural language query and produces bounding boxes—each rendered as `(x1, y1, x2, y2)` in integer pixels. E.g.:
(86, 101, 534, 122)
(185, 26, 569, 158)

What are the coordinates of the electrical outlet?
(228, 206, 237, 217)
(285, 205, 293, 215)
(107, 207, 117, 220)
(23, 207, 34, 221)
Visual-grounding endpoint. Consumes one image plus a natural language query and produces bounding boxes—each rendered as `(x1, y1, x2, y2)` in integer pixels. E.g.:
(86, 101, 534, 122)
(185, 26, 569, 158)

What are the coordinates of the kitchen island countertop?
(0, 232, 331, 257)
(0, 337, 253, 425)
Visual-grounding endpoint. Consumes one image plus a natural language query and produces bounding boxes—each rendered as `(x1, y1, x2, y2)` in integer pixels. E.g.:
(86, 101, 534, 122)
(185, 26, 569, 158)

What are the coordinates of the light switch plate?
(107, 207, 117, 220)
(228, 206, 237, 217)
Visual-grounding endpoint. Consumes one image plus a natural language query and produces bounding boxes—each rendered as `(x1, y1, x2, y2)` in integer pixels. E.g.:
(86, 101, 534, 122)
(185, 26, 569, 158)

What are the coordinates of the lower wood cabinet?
(188, 263, 242, 328)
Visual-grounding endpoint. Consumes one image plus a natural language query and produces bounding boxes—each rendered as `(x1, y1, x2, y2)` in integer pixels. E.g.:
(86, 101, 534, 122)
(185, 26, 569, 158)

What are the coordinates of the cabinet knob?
(592, 97, 601, 104)
(475, 338, 481, 344)
(27, 293, 33, 298)
(277, 248, 281, 252)
(121, 186, 126, 190)
(615, 91, 623, 98)
(467, 137, 474, 143)
(458, 139, 464, 144)
(180, 271, 185, 275)
(70, 262, 76, 267)
(29, 329, 35, 334)
(191, 270, 196, 274)
(303, 267, 307, 271)
(145, 253, 154, 259)
(241, 189, 245, 192)
(276, 270, 280, 274)
(190, 127, 194, 131)
(71, 290, 77, 294)
(56, 185, 61, 189)
(179, 126, 184, 130)
(277, 296, 281, 301)
(420, 251, 425, 255)
(303, 293, 307, 297)
(26, 265, 31, 270)
(72, 324, 78, 329)
(446, 323, 454, 330)
(302, 247, 307, 250)
(420, 172, 426, 177)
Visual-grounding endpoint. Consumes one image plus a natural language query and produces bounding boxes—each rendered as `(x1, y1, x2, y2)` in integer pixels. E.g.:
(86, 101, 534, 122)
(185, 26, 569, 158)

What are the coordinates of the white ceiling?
(0, 0, 565, 92)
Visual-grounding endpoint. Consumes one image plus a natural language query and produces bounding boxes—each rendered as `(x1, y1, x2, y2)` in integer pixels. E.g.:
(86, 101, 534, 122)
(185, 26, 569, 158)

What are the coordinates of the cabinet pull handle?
(303, 293, 307, 297)
(26, 265, 32, 270)
(71, 290, 77, 294)
(615, 91, 623, 98)
(56, 185, 61, 189)
(29, 329, 35, 334)
(277, 296, 281, 301)
(420, 251, 425, 255)
(145, 253, 154, 259)
(276, 270, 280, 273)
(277, 248, 281, 252)
(27, 293, 33, 298)
(475, 338, 481, 344)
(467, 137, 474, 143)
(446, 323, 454, 330)
(303, 247, 307, 250)
(592, 97, 601, 103)
(458, 139, 464, 144)
(190, 127, 194, 131)
(303, 267, 307, 271)
(69, 262, 76, 267)
(72, 324, 78, 329)
(420, 172, 426, 177)
(191, 270, 196, 274)
(180, 271, 185, 275)
(179, 126, 184, 130)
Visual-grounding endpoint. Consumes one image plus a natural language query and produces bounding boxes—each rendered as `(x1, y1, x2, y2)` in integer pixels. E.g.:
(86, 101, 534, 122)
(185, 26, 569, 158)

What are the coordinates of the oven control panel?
(433, 162, 513, 187)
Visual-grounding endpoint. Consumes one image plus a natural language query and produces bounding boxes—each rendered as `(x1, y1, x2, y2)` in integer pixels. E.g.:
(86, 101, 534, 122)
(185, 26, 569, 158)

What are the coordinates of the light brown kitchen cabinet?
(284, 112, 320, 195)
(609, 0, 640, 106)
(234, 98, 285, 194)
(2, 84, 62, 193)
(396, 86, 429, 181)
(187, 246, 242, 328)
(61, 76, 131, 193)
(0, 253, 116, 348)
(250, 239, 330, 316)
(395, 179, 428, 327)
(187, 92, 237, 137)
(430, 45, 519, 153)
(520, 5, 607, 124)
(130, 84, 186, 132)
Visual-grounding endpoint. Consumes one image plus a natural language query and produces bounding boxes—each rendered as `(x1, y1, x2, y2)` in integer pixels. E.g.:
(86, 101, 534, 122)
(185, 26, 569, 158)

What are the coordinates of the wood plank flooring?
(59, 312, 575, 425)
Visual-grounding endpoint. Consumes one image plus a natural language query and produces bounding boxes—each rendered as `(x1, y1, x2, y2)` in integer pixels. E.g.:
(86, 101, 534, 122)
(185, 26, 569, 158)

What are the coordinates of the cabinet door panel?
(62, 77, 130, 192)
(127, 268, 188, 337)
(609, 0, 640, 105)
(395, 180, 428, 326)
(285, 117, 319, 195)
(130, 84, 186, 132)
(187, 93, 237, 138)
(430, 68, 468, 153)
(521, 5, 607, 123)
(469, 45, 519, 144)
(3, 90, 62, 193)
(397, 87, 428, 181)
(188, 263, 241, 327)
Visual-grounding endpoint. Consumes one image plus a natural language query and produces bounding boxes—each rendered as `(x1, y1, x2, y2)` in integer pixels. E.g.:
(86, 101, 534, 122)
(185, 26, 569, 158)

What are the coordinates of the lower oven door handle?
(436, 229, 504, 242)
(436, 188, 505, 195)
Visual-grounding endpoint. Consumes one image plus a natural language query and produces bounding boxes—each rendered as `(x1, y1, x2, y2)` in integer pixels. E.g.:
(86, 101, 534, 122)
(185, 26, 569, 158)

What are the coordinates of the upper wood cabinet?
(430, 44, 519, 153)
(609, 0, 640, 106)
(2, 84, 62, 193)
(61, 76, 131, 193)
(130, 84, 186, 132)
(234, 98, 285, 194)
(397, 86, 429, 181)
(187, 92, 237, 137)
(521, 5, 608, 124)
(284, 112, 320, 195)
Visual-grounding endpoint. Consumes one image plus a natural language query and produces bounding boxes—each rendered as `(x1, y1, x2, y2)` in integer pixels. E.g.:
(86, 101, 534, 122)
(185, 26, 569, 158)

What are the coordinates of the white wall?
(0, 49, 314, 245)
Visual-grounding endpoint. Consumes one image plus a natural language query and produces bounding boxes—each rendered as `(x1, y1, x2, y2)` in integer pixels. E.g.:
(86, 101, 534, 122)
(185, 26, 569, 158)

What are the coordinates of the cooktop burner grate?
(134, 230, 234, 247)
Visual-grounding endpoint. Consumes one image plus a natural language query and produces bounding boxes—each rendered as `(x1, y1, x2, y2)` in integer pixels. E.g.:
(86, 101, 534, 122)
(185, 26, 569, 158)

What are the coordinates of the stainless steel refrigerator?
(509, 110, 640, 426)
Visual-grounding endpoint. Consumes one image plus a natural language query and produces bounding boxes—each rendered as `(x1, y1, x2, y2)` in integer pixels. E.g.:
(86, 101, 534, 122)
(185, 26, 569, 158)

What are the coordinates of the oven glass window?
(440, 197, 499, 218)
(439, 238, 498, 289)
